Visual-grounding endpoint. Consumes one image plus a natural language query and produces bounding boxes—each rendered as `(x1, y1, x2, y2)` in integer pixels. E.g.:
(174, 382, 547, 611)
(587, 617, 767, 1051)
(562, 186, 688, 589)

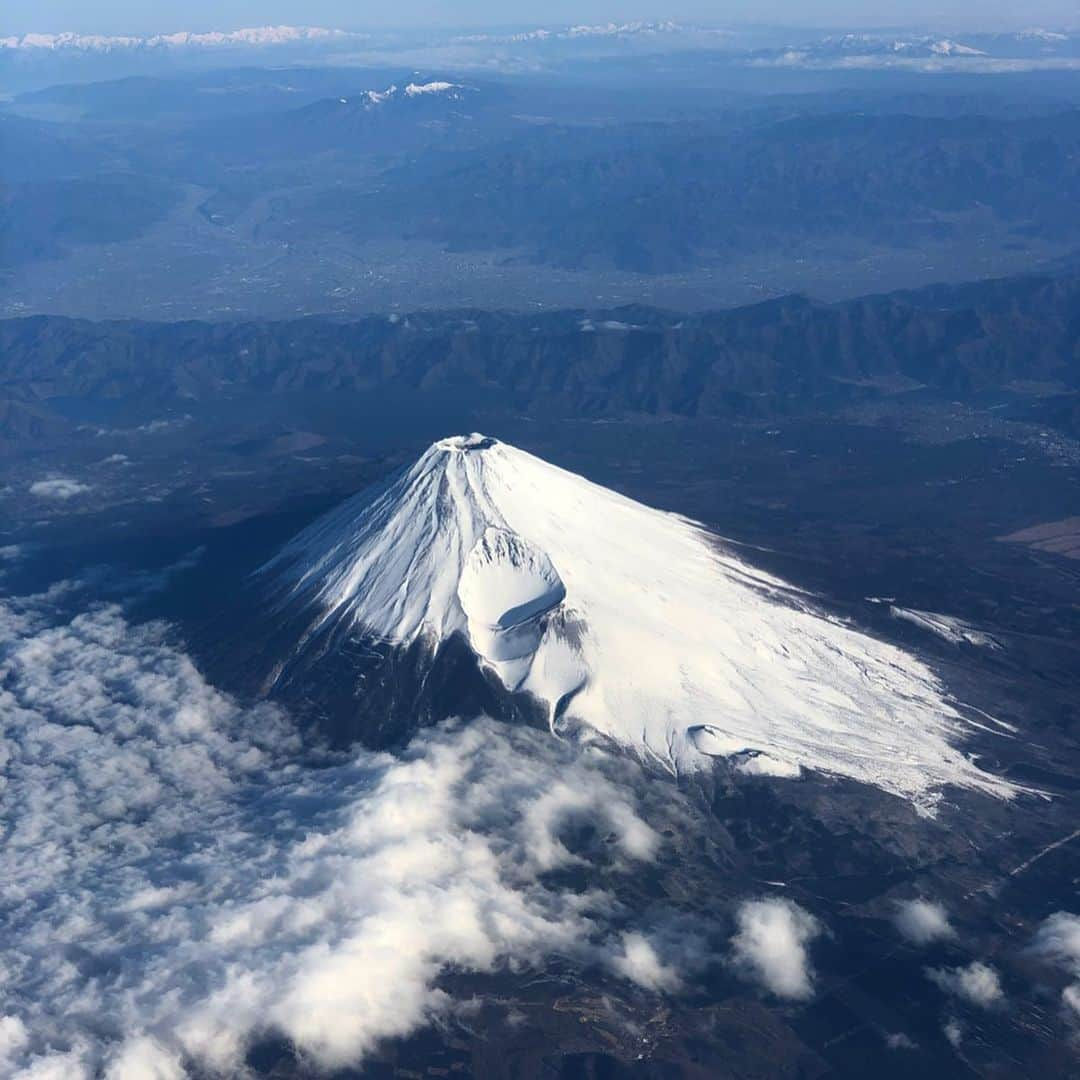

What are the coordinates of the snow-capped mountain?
(269, 81, 478, 151)
(563, 20, 683, 39)
(1017, 28, 1070, 43)
(753, 33, 987, 67)
(749, 29, 1080, 70)
(262, 435, 1013, 811)
(329, 82, 464, 109)
(453, 21, 685, 45)
(821, 33, 986, 57)
(0, 25, 359, 51)
(0, 20, 694, 54)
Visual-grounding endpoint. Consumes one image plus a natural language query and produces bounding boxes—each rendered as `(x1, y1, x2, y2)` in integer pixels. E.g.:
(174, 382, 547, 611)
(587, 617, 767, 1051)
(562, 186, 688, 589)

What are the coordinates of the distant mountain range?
(0, 21, 697, 53)
(749, 29, 1080, 70)
(451, 20, 687, 44)
(0, 26, 362, 51)
(2, 272, 1078, 447)
(6, 23, 1076, 62)
(10, 87, 1080, 281)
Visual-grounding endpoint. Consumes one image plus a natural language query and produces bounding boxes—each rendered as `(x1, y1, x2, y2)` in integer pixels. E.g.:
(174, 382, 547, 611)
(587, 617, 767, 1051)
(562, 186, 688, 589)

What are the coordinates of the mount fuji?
(259, 434, 1013, 812)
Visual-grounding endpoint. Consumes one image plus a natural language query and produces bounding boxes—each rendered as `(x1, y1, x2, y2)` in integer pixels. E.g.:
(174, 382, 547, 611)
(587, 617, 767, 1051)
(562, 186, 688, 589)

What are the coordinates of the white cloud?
(926, 961, 1004, 1007)
(730, 898, 821, 1000)
(894, 899, 954, 946)
(1031, 911, 1080, 971)
(943, 1018, 964, 1047)
(104, 1038, 185, 1080)
(612, 932, 682, 992)
(28, 477, 91, 499)
(1030, 911, 1080, 1020)
(884, 1031, 917, 1050)
(93, 415, 191, 437)
(0, 1017, 30, 1072)
(0, 595, 675, 1077)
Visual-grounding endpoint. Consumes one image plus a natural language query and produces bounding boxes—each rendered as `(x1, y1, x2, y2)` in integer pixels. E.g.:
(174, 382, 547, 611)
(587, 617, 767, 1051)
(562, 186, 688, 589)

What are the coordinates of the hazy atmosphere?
(1, 3, 1079, 1079)
(6, 2, 1079, 33)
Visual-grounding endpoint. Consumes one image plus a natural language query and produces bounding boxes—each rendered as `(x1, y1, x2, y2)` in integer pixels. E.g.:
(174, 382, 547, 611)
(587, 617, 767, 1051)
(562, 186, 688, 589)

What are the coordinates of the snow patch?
(688, 726, 800, 778)
(458, 527, 566, 664)
(890, 606, 1001, 649)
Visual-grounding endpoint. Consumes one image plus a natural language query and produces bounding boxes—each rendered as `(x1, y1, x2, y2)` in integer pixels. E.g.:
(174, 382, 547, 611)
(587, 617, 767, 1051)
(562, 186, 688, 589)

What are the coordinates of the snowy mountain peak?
(439, 432, 496, 451)
(264, 435, 1014, 811)
(335, 82, 464, 110)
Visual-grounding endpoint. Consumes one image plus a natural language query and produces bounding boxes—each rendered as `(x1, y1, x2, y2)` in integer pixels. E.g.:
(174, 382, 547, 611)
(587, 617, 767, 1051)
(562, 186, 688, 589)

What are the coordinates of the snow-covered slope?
(263, 434, 1013, 811)
(889, 606, 1002, 649)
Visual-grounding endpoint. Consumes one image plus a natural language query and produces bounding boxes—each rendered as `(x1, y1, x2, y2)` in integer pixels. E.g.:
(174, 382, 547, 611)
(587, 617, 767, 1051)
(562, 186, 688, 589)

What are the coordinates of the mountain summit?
(263, 434, 1011, 810)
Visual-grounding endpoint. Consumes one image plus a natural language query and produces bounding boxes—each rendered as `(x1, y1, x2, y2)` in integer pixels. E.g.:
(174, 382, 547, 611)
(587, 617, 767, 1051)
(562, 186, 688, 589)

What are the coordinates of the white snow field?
(264, 434, 1013, 810)
(889, 606, 1002, 649)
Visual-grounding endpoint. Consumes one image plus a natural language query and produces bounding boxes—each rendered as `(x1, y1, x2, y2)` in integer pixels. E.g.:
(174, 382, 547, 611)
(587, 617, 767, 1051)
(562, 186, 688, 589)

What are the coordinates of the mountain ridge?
(3, 272, 1079, 447)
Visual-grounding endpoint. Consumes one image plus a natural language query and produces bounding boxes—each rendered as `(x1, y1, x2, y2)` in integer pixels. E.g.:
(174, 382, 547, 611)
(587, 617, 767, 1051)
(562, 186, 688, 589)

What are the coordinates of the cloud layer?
(0, 594, 672, 1077)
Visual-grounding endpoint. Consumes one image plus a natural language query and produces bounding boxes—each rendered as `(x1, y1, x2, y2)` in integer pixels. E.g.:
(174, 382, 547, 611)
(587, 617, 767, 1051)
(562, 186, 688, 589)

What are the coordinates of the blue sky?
(5, 2, 1078, 35)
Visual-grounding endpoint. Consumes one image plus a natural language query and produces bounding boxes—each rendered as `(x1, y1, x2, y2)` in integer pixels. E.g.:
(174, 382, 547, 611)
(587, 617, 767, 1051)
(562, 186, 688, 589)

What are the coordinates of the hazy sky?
(5, 2, 1078, 35)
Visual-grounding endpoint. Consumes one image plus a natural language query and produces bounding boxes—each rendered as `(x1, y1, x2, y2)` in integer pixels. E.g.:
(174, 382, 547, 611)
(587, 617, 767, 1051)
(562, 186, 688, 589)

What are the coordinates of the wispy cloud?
(0, 595, 677, 1077)
(884, 1031, 918, 1050)
(28, 477, 90, 500)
